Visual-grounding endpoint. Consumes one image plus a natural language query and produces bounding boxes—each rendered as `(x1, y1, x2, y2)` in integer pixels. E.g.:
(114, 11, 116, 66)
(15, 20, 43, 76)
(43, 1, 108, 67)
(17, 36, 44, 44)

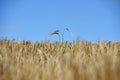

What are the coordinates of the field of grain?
(0, 39, 120, 80)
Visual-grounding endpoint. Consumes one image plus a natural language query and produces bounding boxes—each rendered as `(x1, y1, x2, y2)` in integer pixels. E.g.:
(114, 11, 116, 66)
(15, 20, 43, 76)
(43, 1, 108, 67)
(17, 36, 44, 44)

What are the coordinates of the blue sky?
(0, 0, 120, 42)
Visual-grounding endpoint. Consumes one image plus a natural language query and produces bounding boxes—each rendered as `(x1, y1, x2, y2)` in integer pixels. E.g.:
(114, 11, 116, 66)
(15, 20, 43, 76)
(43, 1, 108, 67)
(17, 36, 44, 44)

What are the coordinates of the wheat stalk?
(65, 28, 74, 37)
(61, 27, 74, 42)
(48, 30, 61, 42)
(47, 28, 74, 42)
(48, 30, 59, 36)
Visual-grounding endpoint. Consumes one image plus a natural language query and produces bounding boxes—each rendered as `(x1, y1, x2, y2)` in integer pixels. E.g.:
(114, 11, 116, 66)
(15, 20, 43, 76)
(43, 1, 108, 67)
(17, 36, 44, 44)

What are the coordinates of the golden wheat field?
(0, 39, 120, 80)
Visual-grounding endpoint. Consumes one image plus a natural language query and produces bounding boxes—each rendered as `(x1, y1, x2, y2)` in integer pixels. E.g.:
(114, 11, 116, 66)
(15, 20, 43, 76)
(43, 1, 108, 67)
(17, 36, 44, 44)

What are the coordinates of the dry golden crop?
(0, 39, 120, 80)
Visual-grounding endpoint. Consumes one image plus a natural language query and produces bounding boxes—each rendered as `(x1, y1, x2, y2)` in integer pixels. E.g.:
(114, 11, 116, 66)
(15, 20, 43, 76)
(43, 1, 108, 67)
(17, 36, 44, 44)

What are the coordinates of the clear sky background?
(0, 0, 120, 42)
